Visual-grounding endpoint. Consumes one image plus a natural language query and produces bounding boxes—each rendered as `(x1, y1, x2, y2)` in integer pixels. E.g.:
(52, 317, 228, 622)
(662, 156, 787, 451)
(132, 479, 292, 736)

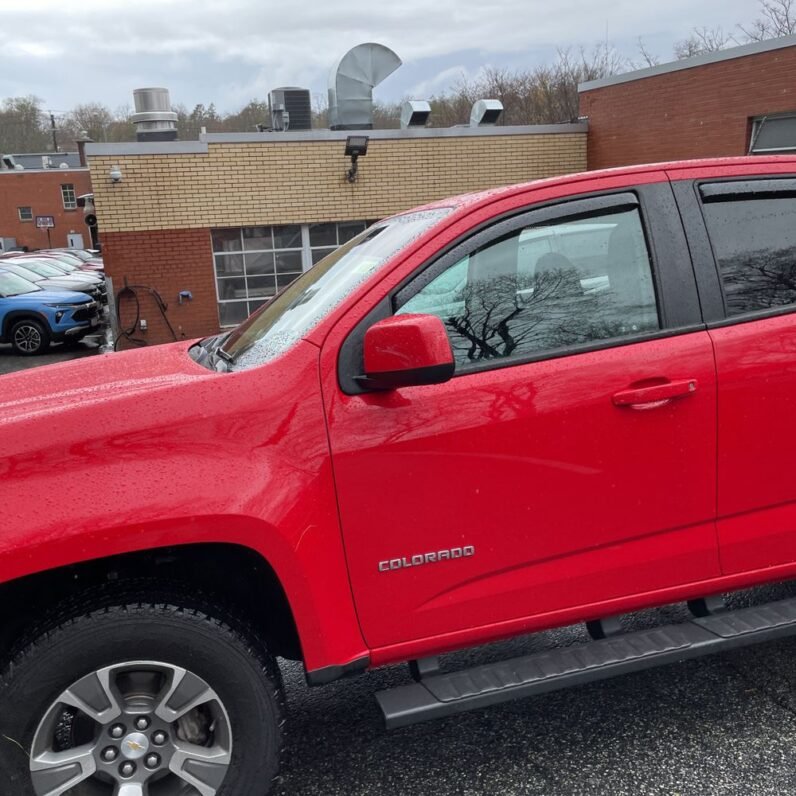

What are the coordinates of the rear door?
(671, 164, 796, 573)
(323, 179, 720, 650)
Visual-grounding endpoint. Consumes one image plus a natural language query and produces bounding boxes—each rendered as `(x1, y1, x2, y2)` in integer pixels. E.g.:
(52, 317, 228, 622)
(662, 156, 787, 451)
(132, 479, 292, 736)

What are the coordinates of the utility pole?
(50, 113, 58, 153)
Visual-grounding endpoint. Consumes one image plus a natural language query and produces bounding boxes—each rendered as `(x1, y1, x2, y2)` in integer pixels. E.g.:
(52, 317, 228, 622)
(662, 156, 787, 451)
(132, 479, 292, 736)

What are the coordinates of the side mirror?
(359, 314, 454, 390)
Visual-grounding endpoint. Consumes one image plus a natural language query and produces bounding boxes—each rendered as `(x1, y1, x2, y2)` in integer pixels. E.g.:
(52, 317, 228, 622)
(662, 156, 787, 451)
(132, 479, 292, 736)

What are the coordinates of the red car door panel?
(328, 333, 718, 648)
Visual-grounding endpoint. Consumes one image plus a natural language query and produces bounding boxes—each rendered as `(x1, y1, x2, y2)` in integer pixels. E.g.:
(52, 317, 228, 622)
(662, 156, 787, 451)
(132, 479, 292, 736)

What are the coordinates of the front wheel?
(10, 318, 50, 355)
(0, 593, 285, 795)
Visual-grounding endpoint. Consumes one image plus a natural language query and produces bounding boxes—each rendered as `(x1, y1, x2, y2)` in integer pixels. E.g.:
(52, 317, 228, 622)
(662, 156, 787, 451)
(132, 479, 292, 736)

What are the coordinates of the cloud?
(0, 0, 757, 112)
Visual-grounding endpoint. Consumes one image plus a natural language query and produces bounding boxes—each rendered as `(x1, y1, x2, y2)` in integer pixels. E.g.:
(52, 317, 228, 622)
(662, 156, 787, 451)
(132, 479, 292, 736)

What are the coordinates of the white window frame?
(61, 183, 77, 210)
(18, 206, 33, 222)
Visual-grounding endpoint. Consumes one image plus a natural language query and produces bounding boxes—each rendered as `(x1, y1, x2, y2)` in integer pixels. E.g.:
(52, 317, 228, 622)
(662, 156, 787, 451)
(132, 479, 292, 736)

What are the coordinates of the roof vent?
(328, 43, 402, 130)
(269, 87, 312, 131)
(131, 88, 178, 142)
(401, 100, 431, 129)
(470, 99, 503, 127)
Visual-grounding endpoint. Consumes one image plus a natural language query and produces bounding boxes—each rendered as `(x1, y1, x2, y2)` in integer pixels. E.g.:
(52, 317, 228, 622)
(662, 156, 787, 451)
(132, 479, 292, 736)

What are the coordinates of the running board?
(376, 596, 796, 729)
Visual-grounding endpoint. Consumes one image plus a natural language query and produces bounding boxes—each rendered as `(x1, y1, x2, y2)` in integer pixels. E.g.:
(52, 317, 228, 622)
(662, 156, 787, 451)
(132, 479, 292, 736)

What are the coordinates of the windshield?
(219, 208, 451, 370)
(1, 265, 43, 282)
(17, 259, 67, 278)
(41, 256, 78, 271)
(0, 270, 41, 297)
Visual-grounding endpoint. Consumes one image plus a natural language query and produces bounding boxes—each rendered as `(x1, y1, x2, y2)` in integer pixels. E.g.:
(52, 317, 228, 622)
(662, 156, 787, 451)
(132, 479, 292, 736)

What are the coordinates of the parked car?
(2, 156, 796, 795)
(39, 248, 104, 268)
(0, 262, 106, 306)
(0, 270, 100, 354)
(30, 251, 105, 274)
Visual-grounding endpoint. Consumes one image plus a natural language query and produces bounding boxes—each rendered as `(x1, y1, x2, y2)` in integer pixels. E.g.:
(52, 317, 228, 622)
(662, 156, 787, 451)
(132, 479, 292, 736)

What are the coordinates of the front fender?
(0, 340, 367, 671)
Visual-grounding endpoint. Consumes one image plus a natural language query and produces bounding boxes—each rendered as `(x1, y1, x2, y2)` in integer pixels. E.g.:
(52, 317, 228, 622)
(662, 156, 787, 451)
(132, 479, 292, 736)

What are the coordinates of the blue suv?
(0, 270, 100, 355)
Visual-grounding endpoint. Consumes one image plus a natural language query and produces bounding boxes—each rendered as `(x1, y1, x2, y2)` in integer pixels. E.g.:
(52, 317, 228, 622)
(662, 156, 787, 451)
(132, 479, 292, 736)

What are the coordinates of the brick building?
(85, 125, 587, 344)
(579, 34, 796, 169)
(0, 162, 93, 250)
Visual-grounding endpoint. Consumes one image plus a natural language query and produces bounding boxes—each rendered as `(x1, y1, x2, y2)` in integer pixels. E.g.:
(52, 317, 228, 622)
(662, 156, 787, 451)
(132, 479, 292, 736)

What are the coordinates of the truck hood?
(0, 339, 206, 425)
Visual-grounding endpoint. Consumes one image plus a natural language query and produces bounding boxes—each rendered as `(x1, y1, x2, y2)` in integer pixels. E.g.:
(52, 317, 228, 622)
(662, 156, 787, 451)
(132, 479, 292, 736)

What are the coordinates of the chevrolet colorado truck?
(2, 156, 796, 795)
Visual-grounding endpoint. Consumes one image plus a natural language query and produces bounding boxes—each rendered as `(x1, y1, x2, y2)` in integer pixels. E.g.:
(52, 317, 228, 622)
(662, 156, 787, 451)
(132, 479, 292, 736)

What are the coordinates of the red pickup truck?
(2, 156, 796, 795)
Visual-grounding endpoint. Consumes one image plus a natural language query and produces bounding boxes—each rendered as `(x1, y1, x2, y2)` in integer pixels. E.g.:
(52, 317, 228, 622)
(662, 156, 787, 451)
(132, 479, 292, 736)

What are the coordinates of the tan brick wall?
(88, 134, 586, 234)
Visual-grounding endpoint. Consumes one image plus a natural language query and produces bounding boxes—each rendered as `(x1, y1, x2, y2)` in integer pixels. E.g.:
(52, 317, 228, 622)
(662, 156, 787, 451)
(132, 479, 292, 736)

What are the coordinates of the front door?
(324, 185, 719, 650)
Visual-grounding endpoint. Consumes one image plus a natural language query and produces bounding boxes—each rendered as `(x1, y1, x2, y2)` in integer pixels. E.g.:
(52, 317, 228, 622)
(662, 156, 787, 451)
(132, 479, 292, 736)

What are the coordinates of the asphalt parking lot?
(276, 582, 796, 795)
(0, 338, 101, 375)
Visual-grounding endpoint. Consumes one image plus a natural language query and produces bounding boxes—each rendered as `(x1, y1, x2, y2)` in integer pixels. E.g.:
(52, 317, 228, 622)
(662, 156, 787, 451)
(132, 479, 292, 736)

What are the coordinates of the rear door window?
(700, 189, 796, 317)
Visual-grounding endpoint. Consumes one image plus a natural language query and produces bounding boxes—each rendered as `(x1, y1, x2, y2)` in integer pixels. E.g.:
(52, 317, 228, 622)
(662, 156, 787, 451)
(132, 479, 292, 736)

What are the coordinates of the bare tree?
(631, 37, 661, 69)
(674, 26, 736, 59)
(740, 0, 796, 40)
(60, 103, 114, 145)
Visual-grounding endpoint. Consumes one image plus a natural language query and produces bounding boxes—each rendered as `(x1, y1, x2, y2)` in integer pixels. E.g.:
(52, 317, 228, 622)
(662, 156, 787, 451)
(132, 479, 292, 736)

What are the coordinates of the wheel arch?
(0, 542, 303, 662)
(2, 310, 49, 339)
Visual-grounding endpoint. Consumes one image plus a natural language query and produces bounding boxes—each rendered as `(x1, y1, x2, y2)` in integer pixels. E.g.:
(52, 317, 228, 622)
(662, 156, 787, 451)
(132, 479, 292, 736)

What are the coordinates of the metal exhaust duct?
(328, 43, 402, 130)
(131, 88, 178, 142)
(470, 99, 504, 127)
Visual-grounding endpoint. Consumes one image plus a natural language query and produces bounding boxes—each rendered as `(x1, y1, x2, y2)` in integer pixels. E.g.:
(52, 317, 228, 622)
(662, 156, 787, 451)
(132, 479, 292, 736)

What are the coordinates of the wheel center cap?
(121, 732, 150, 760)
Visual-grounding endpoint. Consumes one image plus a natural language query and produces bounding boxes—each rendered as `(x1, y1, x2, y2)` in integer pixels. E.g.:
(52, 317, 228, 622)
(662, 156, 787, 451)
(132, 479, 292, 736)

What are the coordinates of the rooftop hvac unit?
(269, 88, 312, 131)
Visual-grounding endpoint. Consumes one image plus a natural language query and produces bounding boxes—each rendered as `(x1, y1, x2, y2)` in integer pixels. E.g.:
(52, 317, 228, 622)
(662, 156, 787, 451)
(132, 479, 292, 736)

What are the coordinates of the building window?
(18, 206, 33, 222)
(211, 221, 371, 327)
(61, 183, 77, 210)
(750, 113, 796, 154)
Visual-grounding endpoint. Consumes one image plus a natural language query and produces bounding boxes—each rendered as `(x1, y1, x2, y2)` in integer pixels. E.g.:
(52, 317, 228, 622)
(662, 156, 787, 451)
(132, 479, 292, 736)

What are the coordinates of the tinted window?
(397, 208, 659, 369)
(702, 195, 796, 316)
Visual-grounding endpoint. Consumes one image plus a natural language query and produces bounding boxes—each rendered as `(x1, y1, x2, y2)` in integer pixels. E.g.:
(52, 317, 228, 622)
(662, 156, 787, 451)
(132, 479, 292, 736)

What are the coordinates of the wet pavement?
(0, 337, 101, 376)
(276, 583, 796, 795)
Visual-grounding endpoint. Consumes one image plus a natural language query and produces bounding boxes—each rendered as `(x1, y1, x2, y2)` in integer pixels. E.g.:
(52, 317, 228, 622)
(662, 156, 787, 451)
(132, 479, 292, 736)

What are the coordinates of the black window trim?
(338, 183, 702, 395)
(686, 173, 796, 327)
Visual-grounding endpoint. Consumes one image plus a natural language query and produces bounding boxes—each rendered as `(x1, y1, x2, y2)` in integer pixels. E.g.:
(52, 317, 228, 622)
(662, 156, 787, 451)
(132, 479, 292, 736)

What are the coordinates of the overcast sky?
(0, 0, 760, 115)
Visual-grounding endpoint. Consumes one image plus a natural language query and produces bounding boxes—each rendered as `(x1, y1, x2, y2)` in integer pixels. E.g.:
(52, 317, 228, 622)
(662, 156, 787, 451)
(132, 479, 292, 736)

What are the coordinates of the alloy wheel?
(29, 661, 233, 796)
(13, 323, 42, 353)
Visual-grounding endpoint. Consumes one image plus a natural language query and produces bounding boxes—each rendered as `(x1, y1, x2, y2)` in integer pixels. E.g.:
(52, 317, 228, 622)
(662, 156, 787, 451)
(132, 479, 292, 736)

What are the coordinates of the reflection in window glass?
(702, 195, 796, 316)
(212, 229, 242, 253)
(273, 225, 302, 249)
(398, 208, 659, 368)
(309, 223, 337, 247)
(243, 227, 272, 250)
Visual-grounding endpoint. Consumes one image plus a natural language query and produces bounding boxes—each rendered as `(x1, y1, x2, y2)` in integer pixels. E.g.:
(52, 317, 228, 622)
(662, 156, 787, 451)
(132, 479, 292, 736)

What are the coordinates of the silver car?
(0, 263, 106, 306)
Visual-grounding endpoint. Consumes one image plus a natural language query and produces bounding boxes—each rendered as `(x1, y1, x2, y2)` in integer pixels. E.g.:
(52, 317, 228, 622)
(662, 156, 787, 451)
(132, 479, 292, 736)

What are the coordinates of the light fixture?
(345, 135, 369, 183)
(401, 100, 431, 129)
(109, 165, 123, 183)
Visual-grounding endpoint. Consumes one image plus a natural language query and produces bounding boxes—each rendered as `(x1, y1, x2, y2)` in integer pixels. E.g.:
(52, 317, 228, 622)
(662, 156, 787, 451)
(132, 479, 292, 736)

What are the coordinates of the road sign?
(35, 216, 55, 229)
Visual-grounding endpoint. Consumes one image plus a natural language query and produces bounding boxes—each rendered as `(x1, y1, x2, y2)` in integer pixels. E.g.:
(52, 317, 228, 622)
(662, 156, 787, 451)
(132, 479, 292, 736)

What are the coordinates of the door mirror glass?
(360, 314, 454, 390)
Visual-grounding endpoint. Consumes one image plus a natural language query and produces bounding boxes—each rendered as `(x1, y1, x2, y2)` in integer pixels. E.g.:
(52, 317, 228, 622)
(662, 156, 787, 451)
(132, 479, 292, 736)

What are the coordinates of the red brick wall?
(580, 45, 796, 170)
(0, 169, 93, 249)
(102, 228, 219, 347)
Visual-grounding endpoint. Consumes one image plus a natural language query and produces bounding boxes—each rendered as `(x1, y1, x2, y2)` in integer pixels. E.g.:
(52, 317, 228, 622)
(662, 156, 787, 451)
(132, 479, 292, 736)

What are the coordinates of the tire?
(10, 318, 50, 355)
(0, 588, 285, 795)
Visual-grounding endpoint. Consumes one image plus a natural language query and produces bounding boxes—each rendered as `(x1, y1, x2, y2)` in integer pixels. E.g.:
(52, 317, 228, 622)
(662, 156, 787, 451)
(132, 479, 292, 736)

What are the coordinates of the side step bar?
(376, 596, 796, 729)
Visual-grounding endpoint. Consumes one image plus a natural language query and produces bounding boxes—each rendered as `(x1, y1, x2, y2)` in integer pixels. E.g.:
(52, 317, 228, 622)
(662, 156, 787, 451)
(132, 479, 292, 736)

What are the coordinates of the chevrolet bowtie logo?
(126, 740, 145, 752)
